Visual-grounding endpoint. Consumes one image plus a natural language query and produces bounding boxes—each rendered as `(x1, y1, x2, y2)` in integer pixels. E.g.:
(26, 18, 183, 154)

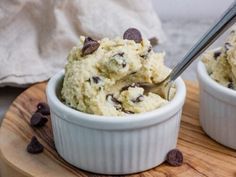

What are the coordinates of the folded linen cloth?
(0, 0, 165, 87)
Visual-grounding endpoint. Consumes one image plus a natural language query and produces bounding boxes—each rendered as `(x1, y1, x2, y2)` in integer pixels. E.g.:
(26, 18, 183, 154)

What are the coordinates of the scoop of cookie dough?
(202, 28, 236, 90)
(61, 34, 173, 116)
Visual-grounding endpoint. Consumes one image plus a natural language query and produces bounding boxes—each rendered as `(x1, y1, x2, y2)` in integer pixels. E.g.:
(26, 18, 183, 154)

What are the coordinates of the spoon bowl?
(137, 75, 172, 100)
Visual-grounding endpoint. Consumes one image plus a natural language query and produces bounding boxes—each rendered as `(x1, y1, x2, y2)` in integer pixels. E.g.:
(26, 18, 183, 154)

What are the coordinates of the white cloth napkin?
(0, 0, 165, 87)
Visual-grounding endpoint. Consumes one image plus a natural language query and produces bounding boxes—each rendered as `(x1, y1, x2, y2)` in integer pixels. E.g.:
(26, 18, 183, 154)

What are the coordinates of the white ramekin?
(46, 70, 186, 175)
(197, 61, 236, 149)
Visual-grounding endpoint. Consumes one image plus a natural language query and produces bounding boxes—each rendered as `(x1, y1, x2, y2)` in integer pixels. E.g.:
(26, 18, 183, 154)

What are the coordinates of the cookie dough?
(202, 29, 236, 90)
(61, 35, 173, 116)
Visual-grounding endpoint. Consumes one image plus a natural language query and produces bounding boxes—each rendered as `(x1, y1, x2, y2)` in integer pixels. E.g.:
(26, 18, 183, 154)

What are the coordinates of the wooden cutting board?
(0, 81, 236, 177)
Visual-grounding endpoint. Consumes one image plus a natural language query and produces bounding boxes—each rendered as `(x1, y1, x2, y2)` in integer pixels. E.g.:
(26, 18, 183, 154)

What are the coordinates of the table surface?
(0, 19, 227, 122)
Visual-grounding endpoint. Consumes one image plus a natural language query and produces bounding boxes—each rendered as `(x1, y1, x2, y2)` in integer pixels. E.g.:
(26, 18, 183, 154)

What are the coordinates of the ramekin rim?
(46, 70, 186, 126)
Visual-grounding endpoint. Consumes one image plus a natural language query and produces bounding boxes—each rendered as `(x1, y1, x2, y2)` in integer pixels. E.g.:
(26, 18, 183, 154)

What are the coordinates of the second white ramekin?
(197, 61, 236, 149)
(46, 70, 186, 174)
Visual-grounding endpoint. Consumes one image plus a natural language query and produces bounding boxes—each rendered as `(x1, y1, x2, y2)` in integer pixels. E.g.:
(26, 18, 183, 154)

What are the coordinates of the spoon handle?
(169, 2, 236, 81)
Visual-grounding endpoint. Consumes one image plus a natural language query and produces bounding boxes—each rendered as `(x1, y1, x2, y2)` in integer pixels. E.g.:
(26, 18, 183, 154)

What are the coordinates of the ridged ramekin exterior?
(198, 61, 236, 149)
(46, 70, 186, 174)
(50, 110, 182, 174)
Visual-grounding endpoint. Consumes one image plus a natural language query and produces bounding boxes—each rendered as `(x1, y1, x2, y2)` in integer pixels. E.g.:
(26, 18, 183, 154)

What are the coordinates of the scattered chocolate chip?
(132, 95, 144, 103)
(123, 28, 142, 43)
(120, 83, 140, 92)
(225, 42, 232, 51)
(106, 94, 122, 110)
(37, 102, 50, 115)
(27, 136, 44, 154)
(166, 149, 183, 166)
(228, 82, 234, 89)
(213, 51, 221, 59)
(30, 112, 48, 127)
(91, 76, 101, 84)
(81, 37, 100, 56)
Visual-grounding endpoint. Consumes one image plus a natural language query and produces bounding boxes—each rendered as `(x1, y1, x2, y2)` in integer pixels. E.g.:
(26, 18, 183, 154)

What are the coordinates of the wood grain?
(0, 81, 236, 177)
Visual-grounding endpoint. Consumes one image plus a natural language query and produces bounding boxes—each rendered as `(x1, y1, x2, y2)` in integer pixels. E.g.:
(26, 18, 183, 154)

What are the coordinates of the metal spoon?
(138, 1, 236, 100)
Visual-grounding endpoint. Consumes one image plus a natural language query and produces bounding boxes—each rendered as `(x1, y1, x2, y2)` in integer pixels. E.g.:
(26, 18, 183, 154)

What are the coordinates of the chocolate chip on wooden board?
(37, 102, 50, 115)
(81, 37, 100, 56)
(166, 149, 183, 166)
(30, 112, 48, 127)
(27, 136, 44, 154)
(123, 28, 142, 43)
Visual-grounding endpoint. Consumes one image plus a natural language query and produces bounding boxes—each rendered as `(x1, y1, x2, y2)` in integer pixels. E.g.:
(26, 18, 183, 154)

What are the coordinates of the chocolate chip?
(123, 28, 142, 43)
(166, 149, 183, 166)
(225, 42, 232, 51)
(116, 52, 124, 57)
(106, 94, 122, 110)
(106, 94, 121, 105)
(123, 109, 135, 114)
(120, 83, 140, 92)
(81, 37, 100, 56)
(90, 76, 101, 84)
(37, 102, 50, 115)
(130, 71, 137, 75)
(140, 46, 152, 59)
(213, 51, 221, 59)
(140, 54, 147, 59)
(122, 62, 126, 68)
(30, 112, 48, 127)
(27, 136, 44, 154)
(147, 46, 152, 53)
(228, 82, 234, 89)
(111, 52, 127, 68)
(132, 95, 144, 103)
(84, 37, 94, 43)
